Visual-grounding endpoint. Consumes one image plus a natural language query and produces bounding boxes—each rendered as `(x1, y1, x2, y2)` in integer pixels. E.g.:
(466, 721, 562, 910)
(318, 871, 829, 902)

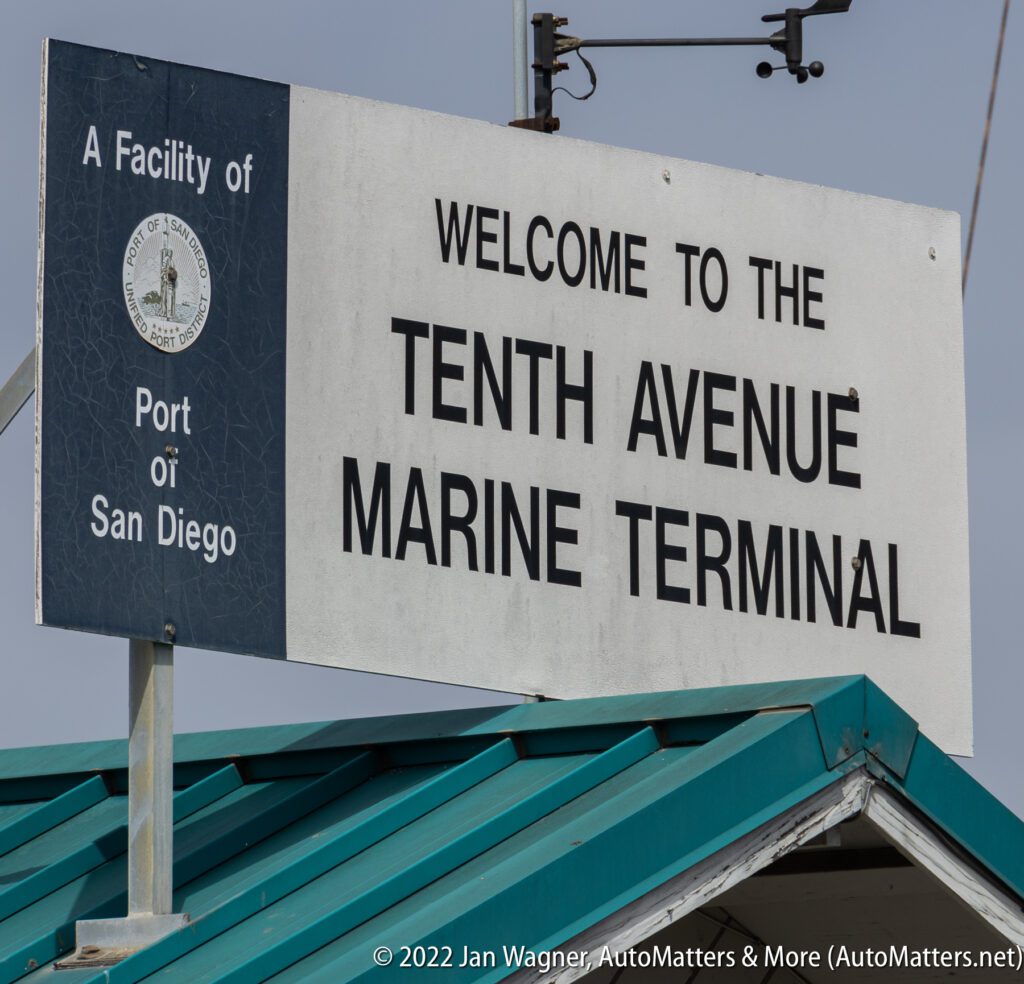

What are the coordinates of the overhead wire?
(962, 0, 1012, 296)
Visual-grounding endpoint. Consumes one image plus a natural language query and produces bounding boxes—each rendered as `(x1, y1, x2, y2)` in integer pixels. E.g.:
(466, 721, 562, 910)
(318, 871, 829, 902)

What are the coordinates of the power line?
(963, 0, 1012, 296)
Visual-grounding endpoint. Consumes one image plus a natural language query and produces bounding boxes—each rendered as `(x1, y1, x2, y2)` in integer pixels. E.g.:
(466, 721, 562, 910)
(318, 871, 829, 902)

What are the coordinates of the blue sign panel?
(38, 41, 288, 656)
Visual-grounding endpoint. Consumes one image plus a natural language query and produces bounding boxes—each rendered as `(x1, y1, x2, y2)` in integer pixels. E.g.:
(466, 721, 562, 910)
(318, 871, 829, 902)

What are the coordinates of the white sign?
(37, 42, 970, 753)
(283, 88, 969, 752)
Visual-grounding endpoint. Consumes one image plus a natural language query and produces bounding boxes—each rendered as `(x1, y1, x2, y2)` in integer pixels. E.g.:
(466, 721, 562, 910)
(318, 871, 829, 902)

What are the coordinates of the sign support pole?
(512, 0, 529, 121)
(127, 638, 175, 918)
(69, 641, 187, 966)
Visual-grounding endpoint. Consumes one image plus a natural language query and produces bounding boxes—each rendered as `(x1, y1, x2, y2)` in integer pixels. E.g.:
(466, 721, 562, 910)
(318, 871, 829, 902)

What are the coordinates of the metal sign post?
(512, 0, 529, 121)
(126, 639, 175, 919)
(71, 641, 186, 963)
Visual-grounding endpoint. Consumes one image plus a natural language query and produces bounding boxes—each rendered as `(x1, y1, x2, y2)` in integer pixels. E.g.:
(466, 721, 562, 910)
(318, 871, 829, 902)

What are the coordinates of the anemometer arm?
(510, 1, 852, 133)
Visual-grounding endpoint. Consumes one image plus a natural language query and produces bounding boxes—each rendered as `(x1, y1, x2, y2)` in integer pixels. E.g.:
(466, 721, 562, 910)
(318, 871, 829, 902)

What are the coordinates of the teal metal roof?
(0, 676, 1020, 983)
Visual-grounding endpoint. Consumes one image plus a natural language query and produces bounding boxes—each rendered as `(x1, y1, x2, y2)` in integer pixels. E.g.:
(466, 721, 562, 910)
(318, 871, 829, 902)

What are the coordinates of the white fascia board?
(863, 784, 1024, 948)
(512, 772, 1024, 984)
(508, 770, 873, 984)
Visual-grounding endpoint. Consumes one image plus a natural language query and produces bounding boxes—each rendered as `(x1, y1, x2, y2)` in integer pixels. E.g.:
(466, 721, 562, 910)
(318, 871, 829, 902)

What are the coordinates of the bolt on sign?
(37, 41, 971, 752)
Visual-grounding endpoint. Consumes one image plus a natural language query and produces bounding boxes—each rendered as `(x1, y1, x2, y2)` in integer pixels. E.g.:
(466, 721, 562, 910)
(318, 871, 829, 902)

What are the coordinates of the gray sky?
(1, 2, 1021, 815)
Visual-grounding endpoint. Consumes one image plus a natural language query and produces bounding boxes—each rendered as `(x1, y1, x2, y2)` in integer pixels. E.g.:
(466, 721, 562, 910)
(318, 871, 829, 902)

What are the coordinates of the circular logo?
(123, 213, 211, 353)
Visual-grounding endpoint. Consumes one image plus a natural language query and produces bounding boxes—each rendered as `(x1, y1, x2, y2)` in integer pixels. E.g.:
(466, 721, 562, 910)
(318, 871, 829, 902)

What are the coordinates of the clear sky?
(1, 1, 1020, 815)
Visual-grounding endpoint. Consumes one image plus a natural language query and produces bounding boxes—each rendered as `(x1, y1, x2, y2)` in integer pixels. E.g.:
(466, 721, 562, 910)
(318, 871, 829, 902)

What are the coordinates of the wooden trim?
(863, 784, 1024, 947)
(506, 771, 873, 984)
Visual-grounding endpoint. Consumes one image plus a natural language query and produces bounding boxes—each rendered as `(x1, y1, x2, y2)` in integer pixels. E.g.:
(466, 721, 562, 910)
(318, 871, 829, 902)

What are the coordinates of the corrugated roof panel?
(0, 795, 125, 884)
(268, 712, 828, 984)
(157, 752, 601, 984)
(0, 803, 55, 834)
(0, 765, 245, 978)
(177, 762, 454, 915)
(266, 746, 700, 984)
(0, 676, 1020, 983)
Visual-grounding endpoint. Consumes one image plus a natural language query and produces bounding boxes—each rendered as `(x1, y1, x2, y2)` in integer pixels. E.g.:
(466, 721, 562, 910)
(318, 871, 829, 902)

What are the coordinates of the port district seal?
(123, 213, 211, 353)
